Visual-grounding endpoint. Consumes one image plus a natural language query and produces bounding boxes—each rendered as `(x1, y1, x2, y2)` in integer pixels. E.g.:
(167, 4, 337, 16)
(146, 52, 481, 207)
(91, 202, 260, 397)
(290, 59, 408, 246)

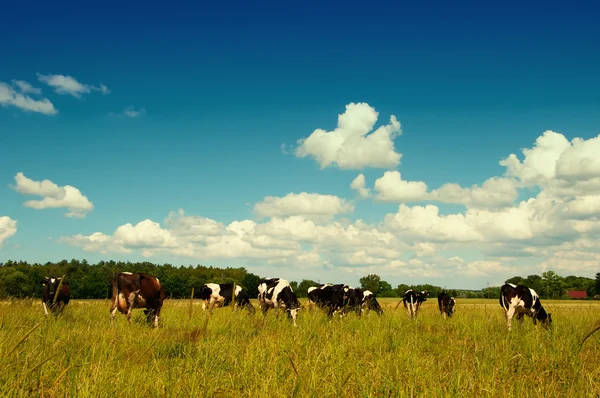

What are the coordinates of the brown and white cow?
(110, 272, 167, 328)
(41, 275, 70, 316)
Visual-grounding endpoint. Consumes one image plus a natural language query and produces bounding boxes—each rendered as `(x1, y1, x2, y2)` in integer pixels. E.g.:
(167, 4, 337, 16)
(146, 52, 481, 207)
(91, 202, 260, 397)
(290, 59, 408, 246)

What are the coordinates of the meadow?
(1, 297, 599, 397)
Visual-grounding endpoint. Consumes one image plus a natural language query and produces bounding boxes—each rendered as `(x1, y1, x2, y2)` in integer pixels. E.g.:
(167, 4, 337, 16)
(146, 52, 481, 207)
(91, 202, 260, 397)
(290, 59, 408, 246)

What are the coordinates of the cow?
(401, 289, 429, 319)
(499, 283, 552, 330)
(198, 283, 254, 312)
(307, 283, 349, 317)
(344, 287, 384, 316)
(41, 276, 70, 316)
(257, 277, 300, 326)
(110, 272, 167, 328)
(437, 291, 456, 319)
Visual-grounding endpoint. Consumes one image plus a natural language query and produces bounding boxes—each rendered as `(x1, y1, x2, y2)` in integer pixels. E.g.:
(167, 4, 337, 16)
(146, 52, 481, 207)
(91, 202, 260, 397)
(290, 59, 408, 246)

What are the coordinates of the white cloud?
(11, 80, 42, 95)
(0, 216, 17, 247)
(350, 174, 371, 198)
(374, 171, 428, 202)
(11, 172, 93, 218)
(431, 177, 518, 208)
(123, 107, 145, 118)
(110, 106, 146, 118)
(500, 130, 600, 185)
(254, 192, 354, 219)
(295, 102, 402, 169)
(37, 73, 109, 98)
(0, 82, 57, 115)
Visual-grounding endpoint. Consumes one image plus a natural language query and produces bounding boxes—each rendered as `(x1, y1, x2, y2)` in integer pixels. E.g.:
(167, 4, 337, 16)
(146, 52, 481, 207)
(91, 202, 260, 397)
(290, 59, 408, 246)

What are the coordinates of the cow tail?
(499, 286, 508, 311)
(111, 274, 119, 305)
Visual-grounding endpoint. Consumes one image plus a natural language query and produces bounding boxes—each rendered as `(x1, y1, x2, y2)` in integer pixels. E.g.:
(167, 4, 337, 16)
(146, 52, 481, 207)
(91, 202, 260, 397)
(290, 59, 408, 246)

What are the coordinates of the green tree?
(377, 280, 396, 297)
(359, 274, 381, 294)
(542, 270, 566, 299)
(595, 272, 600, 296)
(505, 276, 525, 285)
(296, 279, 319, 298)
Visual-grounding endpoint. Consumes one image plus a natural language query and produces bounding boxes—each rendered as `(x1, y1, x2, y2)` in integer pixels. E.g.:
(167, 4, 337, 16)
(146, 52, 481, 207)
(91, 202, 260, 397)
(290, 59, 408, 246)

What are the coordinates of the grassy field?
(1, 297, 599, 397)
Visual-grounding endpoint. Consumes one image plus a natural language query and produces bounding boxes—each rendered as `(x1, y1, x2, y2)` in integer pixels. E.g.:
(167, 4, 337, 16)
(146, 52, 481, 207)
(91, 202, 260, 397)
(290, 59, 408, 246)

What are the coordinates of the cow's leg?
(516, 312, 525, 325)
(42, 301, 49, 317)
(126, 292, 137, 323)
(505, 307, 516, 330)
(442, 310, 447, 320)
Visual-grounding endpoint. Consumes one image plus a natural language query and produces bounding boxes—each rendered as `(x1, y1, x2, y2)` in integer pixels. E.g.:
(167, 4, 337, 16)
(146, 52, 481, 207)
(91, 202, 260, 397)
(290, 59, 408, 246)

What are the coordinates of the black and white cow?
(198, 283, 253, 312)
(257, 277, 300, 326)
(499, 283, 552, 330)
(307, 283, 349, 317)
(402, 289, 429, 319)
(344, 287, 384, 316)
(41, 276, 70, 316)
(437, 291, 456, 319)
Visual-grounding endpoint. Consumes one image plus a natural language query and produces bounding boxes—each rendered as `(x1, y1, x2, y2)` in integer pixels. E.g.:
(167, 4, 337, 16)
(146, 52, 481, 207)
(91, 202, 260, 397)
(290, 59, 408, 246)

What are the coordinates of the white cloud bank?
(12, 172, 94, 218)
(295, 102, 402, 170)
(254, 192, 354, 220)
(0, 216, 17, 247)
(59, 128, 600, 281)
(37, 73, 109, 98)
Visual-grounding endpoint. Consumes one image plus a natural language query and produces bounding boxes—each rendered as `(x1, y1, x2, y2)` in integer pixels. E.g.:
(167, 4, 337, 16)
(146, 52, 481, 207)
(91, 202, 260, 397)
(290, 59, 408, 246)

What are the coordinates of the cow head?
(42, 276, 61, 300)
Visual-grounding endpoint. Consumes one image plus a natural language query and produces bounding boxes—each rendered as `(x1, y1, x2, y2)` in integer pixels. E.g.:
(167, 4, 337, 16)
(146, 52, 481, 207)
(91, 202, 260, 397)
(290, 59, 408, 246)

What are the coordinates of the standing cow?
(401, 289, 429, 319)
(499, 283, 552, 330)
(307, 283, 349, 317)
(198, 283, 254, 312)
(41, 275, 70, 316)
(110, 272, 167, 328)
(345, 287, 384, 316)
(437, 291, 456, 319)
(257, 277, 300, 326)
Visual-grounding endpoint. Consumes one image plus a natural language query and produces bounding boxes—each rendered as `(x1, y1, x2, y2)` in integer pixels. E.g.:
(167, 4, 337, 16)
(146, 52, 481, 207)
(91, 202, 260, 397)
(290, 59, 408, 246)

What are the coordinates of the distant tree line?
(0, 260, 598, 300)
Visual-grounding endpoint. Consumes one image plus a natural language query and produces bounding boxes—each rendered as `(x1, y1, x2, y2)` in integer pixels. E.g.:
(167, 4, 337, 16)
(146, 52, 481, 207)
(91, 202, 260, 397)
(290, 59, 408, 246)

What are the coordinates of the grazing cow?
(307, 283, 349, 317)
(198, 283, 254, 312)
(344, 287, 384, 316)
(110, 272, 167, 328)
(437, 291, 456, 319)
(257, 277, 300, 326)
(499, 283, 552, 330)
(41, 276, 70, 316)
(402, 289, 429, 319)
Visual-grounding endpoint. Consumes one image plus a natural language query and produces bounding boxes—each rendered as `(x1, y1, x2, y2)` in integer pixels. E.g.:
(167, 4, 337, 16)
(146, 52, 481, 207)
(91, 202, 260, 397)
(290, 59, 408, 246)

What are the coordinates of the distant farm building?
(566, 290, 587, 299)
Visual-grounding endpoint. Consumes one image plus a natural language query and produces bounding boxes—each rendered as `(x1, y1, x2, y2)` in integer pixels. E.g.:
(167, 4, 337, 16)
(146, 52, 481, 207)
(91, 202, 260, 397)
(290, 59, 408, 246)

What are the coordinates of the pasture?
(1, 298, 599, 397)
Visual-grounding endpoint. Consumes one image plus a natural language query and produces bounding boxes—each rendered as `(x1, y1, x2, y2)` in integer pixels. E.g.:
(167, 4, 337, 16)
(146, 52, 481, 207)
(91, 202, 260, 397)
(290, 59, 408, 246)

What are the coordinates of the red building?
(567, 290, 588, 299)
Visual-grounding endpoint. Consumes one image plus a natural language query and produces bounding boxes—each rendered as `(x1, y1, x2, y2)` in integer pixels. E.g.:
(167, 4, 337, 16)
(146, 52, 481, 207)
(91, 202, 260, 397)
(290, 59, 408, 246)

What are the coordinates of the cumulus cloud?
(500, 130, 600, 185)
(295, 102, 402, 169)
(254, 192, 354, 220)
(374, 171, 428, 202)
(11, 172, 93, 218)
(37, 73, 109, 98)
(0, 216, 17, 247)
(0, 82, 57, 115)
(350, 174, 371, 198)
(431, 177, 518, 208)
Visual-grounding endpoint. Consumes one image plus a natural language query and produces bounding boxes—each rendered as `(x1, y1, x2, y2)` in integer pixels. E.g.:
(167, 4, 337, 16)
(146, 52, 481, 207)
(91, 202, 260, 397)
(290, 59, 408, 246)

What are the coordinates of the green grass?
(1, 298, 599, 397)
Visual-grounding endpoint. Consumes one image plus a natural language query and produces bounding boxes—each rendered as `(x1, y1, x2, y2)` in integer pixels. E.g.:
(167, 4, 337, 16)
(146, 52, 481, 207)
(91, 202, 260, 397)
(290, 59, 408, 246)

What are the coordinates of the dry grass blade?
(5, 322, 41, 357)
(52, 364, 73, 388)
(286, 351, 299, 377)
(579, 322, 600, 349)
(52, 274, 67, 306)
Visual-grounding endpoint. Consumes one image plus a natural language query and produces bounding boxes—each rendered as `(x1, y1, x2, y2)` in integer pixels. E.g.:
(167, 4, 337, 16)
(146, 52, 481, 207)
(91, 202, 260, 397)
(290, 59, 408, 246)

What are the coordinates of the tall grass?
(1, 298, 599, 397)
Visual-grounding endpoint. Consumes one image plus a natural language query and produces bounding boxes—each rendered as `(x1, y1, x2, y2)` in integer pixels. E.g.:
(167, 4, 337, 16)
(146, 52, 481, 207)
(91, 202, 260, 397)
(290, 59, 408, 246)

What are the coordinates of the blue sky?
(1, 1, 599, 289)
